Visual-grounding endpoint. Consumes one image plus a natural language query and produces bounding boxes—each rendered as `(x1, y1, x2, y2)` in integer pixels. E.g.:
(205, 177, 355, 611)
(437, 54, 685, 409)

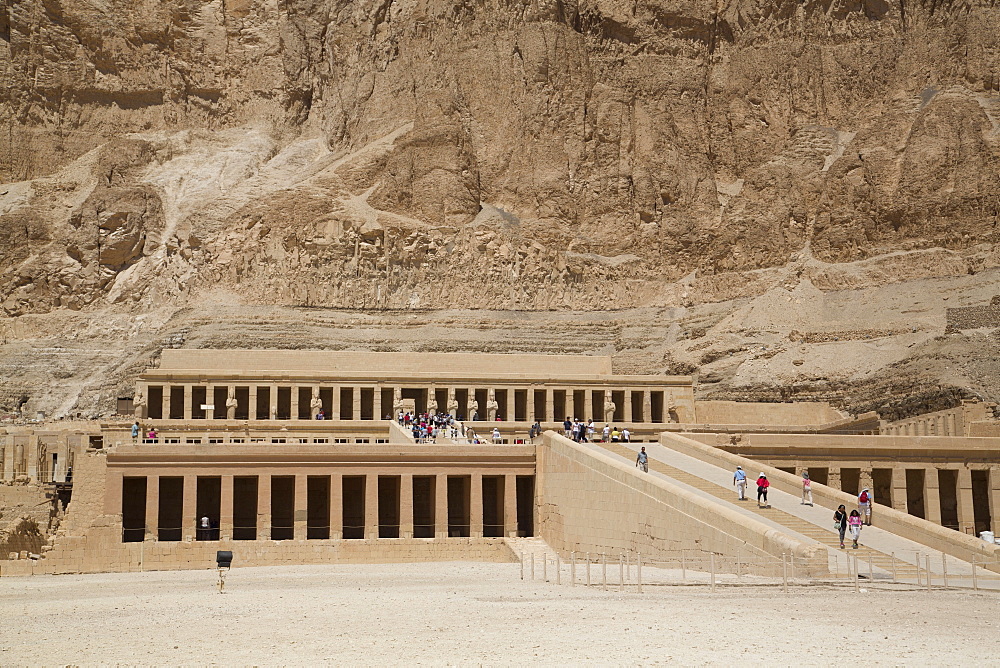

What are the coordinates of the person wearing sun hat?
(756, 472, 770, 508)
(858, 487, 873, 525)
(733, 465, 747, 500)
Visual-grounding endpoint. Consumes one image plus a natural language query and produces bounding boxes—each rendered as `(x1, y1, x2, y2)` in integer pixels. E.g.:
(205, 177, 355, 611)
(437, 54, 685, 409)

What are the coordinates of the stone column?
(353, 388, 362, 421)
(330, 474, 343, 539)
(543, 389, 552, 423)
(332, 385, 341, 420)
(294, 475, 309, 540)
(828, 467, 842, 492)
(183, 384, 193, 420)
(365, 473, 379, 539)
(163, 386, 172, 422)
(957, 468, 976, 534)
(145, 475, 159, 541)
(26, 434, 38, 480)
(566, 389, 576, 421)
(205, 384, 215, 420)
(860, 468, 873, 496)
(220, 475, 234, 540)
(989, 467, 1000, 535)
(924, 468, 943, 525)
(182, 475, 197, 541)
(504, 474, 518, 537)
(374, 385, 383, 421)
(527, 385, 536, 423)
(258, 474, 272, 540)
(435, 473, 449, 538)
(891, 466, 909, 513)
(624, 390, 634, 424)
(470, 474, 484, 538)
(400, 475, 414, 539)
(249, 386, 258, 421)
(269, 384, 279, 419)
(290, 384, 300, 421)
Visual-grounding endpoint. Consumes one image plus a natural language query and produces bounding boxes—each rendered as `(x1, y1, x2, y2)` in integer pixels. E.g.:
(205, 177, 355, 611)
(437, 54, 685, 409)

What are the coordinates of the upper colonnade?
(134, 350, 695, 424)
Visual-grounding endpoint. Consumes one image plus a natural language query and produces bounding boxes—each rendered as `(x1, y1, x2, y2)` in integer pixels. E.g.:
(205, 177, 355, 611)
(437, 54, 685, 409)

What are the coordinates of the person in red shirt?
(756, 473, 770, 508)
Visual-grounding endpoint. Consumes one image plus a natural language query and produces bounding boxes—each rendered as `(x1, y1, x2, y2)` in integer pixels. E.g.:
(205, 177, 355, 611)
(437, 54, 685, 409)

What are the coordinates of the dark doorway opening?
(233, 476, 258, 540)
(213, 387, 228, 419)
(533, 390, 546, 422)
(191, 386, 206, 420)
(809, 468, 829, 487)
(841, 468, 861, 496)
(256, 387, 270, 420)
(307, 476, 331, 539)
(482, 476, 505, 537)
(378, 476, 400, 538)
(905, 469, 926, 519)
(270, 476, 295, 540)
(872, 469, 893, 509)
(277, 387, 291, 420)
(413, 476, 435, 538)
(631, 391, 643, 422)
(516, 475, 535, 537)
(342, 476, 366, 539)
(157, 477, 183, 541)
(447, 476, 471, 537)
(298, 387, 312, 420)
(972, 470, 992, 536)
(938, 469, 959, 530)
(148, 386, 163, 419)
(121, 477, 146, 543)
(196, 476, 221, 540)
(361, 388, 375, 420)
(552, 391, 566, 422)
(169, 386, 184, 419)
(381, 388, 395, 419)
(650, 392, 664, 423)
(340, 387, 354, 420)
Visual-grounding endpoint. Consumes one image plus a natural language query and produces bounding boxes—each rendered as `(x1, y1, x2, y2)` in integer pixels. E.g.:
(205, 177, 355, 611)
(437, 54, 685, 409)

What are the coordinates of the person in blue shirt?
(635, 447, 649, 473)
(131, 421, 140, 442)
(733, 465, 747, 500)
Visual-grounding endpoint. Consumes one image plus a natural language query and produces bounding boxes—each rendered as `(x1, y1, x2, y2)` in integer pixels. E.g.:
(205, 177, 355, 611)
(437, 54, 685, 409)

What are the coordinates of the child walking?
(848, 509, 863, 549)
(801, 471, 813, 506)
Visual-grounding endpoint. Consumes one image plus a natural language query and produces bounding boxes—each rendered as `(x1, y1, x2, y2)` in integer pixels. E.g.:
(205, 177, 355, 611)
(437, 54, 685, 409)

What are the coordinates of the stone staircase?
(504, 536, 561, 563)
(600, 442, 921, 580)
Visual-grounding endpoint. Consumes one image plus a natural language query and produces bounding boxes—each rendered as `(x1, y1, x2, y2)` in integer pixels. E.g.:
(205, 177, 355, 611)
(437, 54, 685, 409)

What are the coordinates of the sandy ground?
(2, 561, 999, 666)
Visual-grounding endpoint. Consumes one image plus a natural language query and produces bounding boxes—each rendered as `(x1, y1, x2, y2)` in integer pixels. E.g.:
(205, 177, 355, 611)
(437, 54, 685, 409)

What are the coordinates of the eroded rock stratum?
(1, 0, 999, 416)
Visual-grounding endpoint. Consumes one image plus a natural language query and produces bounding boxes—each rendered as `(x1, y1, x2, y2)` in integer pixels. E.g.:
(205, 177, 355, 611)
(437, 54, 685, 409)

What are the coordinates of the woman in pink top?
(848, 509, 863, 549)
(801, 471, 813, 506)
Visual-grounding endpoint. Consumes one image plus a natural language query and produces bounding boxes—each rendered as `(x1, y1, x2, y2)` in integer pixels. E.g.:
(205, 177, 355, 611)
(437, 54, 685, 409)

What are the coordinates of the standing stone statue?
(14, 443, 25, 476)
(603, 391, 616, 424)
(310, 387, 323, 417)
(392, 387, 406, 416)
(643, 392, 652, 422)
(427, 392, 439, 415)
(133, 388, 146, 418)
(447, 390, 460, 416)
(468, 397, 479, 421)
(665, 392, 677, 423)
(37, 444, 47, 482)
(226, 386, 238, 420)
(486, 389, 499, 421)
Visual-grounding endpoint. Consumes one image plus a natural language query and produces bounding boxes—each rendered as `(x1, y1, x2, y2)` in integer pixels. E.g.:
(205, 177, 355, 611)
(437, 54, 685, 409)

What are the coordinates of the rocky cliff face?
(1, 0, 999, 415)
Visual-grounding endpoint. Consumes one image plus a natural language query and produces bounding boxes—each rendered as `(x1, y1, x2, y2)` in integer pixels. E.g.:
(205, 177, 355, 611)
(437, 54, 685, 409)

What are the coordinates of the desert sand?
(1, 561, 996, 665)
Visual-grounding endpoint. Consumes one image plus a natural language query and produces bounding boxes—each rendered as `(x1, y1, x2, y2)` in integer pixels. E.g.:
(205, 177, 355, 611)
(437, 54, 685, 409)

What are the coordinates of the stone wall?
(0, 516, 44, 558)
(947, 299, 1000, 330)
(535, 433, 825, 575)
(693, 401, 845, 427)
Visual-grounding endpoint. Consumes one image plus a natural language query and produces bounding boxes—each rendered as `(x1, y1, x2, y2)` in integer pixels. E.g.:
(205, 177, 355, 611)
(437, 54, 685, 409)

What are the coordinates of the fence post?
(520, 552, 524, 580)
(637, 552, 643, 594)
(789, 553, 795, 581)
(619, 554, 624, 592)
(556, 554, 561, 586)
(681, 551, 686, 582)
(890, 552, 896, 583)
(926, 554, 932, 592)
(972, 555, 979, 591)
(782, 553, 788, 593)
(625, 552, 630, 582)
(531, 553, 535, 580)
(710, 552, 716, 593)
(941, 551, 948, 588)
(915, 551, 922, 586)
(543, 553, 548, 582)
(571, 551, 576, 587)
(853, 556, 859, 593)
(736, 549, 741, 577)
(602, 553, 607, 591)
(868, 552, 874, 582)
(586, 552, 591, 586)
(846, 553, 852, 577)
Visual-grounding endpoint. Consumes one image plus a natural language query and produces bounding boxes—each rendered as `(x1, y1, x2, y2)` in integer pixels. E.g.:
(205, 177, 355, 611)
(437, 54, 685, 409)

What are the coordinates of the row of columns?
(136, 472, 524, 541)
(143, 383, 675, 423)
(884, 411, 960, 436)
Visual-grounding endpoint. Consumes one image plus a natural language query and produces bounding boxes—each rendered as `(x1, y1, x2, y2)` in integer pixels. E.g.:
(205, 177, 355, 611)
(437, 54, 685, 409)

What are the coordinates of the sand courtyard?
(2, 561, 997, 665)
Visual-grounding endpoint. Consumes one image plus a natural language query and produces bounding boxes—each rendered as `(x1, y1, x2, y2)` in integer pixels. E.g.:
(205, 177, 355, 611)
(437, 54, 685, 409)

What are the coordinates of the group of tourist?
(399, 411, 468, 442)
(561, 417, 630, 444)
(733, 466, 875, 549)
(132, 421, 156, 441)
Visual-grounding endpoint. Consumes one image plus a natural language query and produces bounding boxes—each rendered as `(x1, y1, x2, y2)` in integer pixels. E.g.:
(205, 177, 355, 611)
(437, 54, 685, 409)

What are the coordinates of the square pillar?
(365, 473, 379, 539)
(205, 384, 215, 420)
(640, 390, 650, 422)
(924, 468, 943, 525)
(990, 467, 1000, 535)
(183, 384, 193, 420)
(258, 475, 272, 540)
(331, 385, 341, 420)
(294, 474, 308, 540)
(400, 475, 414, 539)
(182, 476, 197, 541)
(330, 474, 343, 539)
(624, 389, 634, 423)
(471, 474, 484, 538)
(957, 468, 976, 534)
(353, 388, 362, 421)
(290, 385, 300, 421)
(827, 467, 842, 491)
(566, 388, 575, 421)
(145, 475, 159, 541)
(435, 473, 449, 538)
(220, 475, 234, 540)
(162, 387, 172, 423)
(374, 385, 383, 421)
(504, 474, 518, 537)
(26, 434, 38, 479)
(527, 386, 536, 423)
(249, 386, 258, 421)
(891, 466, 908, 513)
(269, 384, 279, 419)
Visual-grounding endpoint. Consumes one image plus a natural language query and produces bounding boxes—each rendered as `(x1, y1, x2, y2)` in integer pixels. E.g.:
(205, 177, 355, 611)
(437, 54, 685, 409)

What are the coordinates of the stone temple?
(1, 350, 999, 580)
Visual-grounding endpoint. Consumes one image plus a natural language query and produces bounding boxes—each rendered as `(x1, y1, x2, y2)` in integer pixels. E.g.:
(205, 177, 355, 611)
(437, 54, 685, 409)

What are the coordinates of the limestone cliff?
(1, 0, 999, 416)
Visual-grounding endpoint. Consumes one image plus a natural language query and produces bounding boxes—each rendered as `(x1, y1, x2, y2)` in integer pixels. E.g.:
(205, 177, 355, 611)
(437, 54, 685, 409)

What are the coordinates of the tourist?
(200, 515, 210, 541)
(621, 427, 630, 443)
(733, 465, 746, 500)
(131, 421, 140, 443)
(801, 471, 813, 506)
(602, 424, 611, 442)
(316, 410, 325, 420)
(636, 447, 649, 473)
(587, 419, 595, 441)
(834, 504, 849, 549)
(858, 487, 873, 525)
(563, 417, 572, 438)
(848, 509, 864, 549)
(756, 472, 769, 508)
(492, 427, 502, 444)
(147, 428, 157, 440)
(611, 426, 621, 442)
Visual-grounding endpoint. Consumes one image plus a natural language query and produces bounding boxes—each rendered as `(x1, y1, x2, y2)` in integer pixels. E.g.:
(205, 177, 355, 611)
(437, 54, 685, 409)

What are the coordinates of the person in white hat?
(858, 487, 873, 525)
(801, 471, 813, 506)
(733, 466, 747, 500)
